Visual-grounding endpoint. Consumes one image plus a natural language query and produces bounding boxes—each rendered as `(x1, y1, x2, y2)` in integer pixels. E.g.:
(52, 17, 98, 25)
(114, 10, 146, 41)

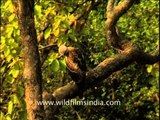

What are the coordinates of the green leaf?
(11, 49, 17, 54)
(54, 18, 61, 29)
(68, 33, 76, 41)
(5, 1, 14, 13)
(12, 94, 19, 104)
(9, 65, 20, 78)
(16, 86, 25, 98)
(44, 27, 51, 39)
(57, 35, 67, 46)
(8, 101, 13, 114)
(0, 112, 5, 119)
(62, 19, 70, 29)
(6, 116, 12, 120)
(34, 5, 42, 15)
(1, 66, 5, 73)
(147, 65, 152, 73)
(1, 36, 5, 44)
(8, 59, 18, 67)
(8, 14, 15, 22)
(53, 28, 60, 37)
(48, 57, 54, 65)
(59, 58, 66, 72)
(6, 55, 12, 62)
(19, 111, 27, 120)
(101, 92, 106, 97)
(51, 59, 60, 72)
(4, 46, 10, 57)
(48, 53, 58, 65)
(12, 69, 19, 78)
(6, 25, 13, 38)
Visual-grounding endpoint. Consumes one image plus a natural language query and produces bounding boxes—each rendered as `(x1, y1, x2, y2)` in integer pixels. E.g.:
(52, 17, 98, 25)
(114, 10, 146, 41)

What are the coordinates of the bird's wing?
(74, 48, 86, 72)
(66, 57, 79, 73)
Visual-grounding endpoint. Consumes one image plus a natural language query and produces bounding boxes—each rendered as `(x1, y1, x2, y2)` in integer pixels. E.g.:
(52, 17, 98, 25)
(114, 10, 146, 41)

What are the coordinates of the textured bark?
(12, 0, 159, 118)
(53, 43, 159, 100)
(52, 0, 159, 108)
(12, 0, 44, 120)
(105, 0, 135, 49)
(53, 42, 159, 101)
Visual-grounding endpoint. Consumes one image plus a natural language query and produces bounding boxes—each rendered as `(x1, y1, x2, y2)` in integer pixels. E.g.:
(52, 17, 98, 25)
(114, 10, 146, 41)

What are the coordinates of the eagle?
(58, 45, 86, 84)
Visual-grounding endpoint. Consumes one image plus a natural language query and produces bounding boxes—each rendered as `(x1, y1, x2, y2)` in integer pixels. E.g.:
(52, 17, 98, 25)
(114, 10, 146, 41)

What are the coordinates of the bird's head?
(58, 45, 68, 58)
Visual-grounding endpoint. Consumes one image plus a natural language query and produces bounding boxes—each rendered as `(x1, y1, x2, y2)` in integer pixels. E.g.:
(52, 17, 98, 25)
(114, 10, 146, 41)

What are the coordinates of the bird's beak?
(58, 54, 63, 59)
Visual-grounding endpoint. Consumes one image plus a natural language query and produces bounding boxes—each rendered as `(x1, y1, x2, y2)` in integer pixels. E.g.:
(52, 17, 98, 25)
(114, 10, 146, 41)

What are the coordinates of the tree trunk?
(12, 0, 44, 119)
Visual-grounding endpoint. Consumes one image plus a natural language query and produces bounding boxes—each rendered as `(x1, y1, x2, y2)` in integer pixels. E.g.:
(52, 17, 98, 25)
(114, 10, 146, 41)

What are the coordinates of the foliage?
(0, 0, 159, 119)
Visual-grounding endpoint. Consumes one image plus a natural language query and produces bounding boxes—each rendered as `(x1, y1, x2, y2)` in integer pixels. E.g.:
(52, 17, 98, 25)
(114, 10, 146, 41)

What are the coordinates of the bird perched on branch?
(58, 45, 86, 84)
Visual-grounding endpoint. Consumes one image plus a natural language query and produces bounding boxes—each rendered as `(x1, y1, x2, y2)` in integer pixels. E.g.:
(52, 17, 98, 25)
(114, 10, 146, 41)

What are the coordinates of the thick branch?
(53, 43, 159, 100)
(106, 0, 135, 49)
(53, 82, 79, 100)
(113, 0, 135, 25)
(137, 48, 159, 64)
(107, 0, 115, 11)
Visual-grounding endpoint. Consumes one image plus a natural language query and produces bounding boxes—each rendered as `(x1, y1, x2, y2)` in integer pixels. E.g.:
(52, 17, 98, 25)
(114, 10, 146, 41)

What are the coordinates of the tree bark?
(53, 42, 159, 101)
(52, 0, 159, 102)
(11, 0, 159, 118)
(12, 0, 44, 119)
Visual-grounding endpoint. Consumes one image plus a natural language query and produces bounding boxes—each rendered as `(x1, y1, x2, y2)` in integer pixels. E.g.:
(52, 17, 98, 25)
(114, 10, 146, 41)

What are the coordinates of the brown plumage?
(58, 45, 86, 84)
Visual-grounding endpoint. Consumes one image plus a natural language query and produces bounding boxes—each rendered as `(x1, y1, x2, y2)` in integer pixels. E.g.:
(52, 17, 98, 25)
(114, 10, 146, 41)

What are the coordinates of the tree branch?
(38, 1, 101, 65)
(137, 47, 159, 64)
(52, 43, 159, 101)
(67, 0, 101, 32)
(106, 0, 135, 49)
